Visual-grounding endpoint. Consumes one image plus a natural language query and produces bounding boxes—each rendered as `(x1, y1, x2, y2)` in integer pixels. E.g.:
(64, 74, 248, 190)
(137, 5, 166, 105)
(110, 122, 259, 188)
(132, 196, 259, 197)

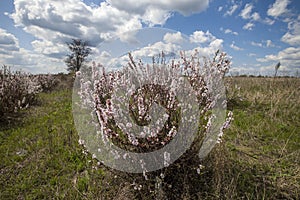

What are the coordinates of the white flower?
(78, 139, 85, 145)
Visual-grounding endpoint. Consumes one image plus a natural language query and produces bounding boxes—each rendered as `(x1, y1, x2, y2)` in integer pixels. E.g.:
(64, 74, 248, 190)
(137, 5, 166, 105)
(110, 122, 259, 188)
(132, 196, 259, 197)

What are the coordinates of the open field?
(1, 75, 299, 199)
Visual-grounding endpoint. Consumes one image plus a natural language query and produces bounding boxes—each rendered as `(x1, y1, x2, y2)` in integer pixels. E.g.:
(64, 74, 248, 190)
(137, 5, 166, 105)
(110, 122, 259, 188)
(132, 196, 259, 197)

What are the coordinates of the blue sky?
(0, 0, 299, 75)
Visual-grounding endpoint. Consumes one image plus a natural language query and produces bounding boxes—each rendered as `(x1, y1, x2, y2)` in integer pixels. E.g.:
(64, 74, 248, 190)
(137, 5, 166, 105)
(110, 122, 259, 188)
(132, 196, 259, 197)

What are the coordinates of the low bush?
(75, 50, 233, 198)
(0, 65, 57, 120)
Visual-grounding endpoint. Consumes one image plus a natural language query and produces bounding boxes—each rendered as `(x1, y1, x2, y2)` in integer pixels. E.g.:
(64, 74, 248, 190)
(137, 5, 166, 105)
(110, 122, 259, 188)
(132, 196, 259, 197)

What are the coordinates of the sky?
(0, 0, 299, 76)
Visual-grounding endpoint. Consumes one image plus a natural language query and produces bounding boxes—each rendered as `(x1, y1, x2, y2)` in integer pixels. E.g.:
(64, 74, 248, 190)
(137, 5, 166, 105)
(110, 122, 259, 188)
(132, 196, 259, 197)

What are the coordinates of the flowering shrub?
(34, 74, 58, 92)
(73, 49, 234, 199)
(75, 49, 233, 170)
(0, 65, 57, 119)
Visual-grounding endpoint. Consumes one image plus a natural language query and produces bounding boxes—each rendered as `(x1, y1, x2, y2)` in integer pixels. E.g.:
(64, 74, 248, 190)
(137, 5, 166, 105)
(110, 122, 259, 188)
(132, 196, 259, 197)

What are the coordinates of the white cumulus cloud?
(225, 4, 239, 16)
(251, 41, 263, 47)
(263, 17, 275, 25)
(257, 47, 300, 74)
(106, 0, 210, 18)
(189, 30, 216, 44)
(0, 28, 20, 54)
(251, 40, 276, 48)
(266, 40, 275, 47)
(267, 0, 291, 18)
(240, 3, 253, 20)
(252, 12, 260, 21)
(281, 15, 300, 46)
(221, 28, 238, 35)
(230, 41, 243, 51)
(243, 22, 255, 30)
(240, 4, 260, 21)
(163, 32, 185, 44)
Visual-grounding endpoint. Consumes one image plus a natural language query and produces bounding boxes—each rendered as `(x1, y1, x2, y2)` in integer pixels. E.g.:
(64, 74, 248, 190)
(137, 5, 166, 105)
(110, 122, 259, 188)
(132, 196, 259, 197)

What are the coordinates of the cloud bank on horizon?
(0, 0, 299, 75)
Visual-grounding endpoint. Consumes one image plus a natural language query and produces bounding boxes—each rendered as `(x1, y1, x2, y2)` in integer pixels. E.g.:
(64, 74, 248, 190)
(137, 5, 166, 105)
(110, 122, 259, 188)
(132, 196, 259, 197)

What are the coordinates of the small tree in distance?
(274, 61, 280, 77)
(65, 39, 92, 72)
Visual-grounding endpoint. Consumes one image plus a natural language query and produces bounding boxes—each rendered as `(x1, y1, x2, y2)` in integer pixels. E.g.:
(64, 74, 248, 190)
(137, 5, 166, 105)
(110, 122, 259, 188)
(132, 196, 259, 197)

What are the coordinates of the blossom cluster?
(0, 65, 57, 118)
(77, 49, 232, 154)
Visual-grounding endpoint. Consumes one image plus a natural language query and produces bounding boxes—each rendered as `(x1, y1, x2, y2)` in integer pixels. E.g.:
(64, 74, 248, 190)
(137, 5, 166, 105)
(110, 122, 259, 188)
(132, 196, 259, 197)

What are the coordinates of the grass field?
(0, 75, 299, 199)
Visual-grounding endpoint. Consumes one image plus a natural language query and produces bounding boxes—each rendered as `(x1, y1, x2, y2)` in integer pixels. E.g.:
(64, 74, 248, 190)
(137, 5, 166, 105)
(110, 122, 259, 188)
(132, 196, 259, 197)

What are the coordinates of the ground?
(0, 75, 299, 199)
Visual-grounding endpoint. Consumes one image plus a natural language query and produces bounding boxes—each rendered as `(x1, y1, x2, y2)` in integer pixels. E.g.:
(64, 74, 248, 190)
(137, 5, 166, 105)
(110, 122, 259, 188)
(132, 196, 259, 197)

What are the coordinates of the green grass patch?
(0, 76, 299, 199)
(0, 89, 110, 199)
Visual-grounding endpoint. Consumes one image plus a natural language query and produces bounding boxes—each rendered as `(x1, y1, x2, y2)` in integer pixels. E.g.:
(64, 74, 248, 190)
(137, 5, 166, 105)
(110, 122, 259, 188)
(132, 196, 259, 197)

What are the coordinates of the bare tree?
(65, 39, 91, 72)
